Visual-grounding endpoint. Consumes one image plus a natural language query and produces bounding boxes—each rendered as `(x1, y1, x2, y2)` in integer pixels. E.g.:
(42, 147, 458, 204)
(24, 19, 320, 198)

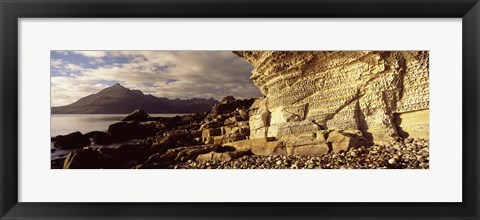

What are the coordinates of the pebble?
(388, 158, 396, 165)
(174, 138, 429, 169)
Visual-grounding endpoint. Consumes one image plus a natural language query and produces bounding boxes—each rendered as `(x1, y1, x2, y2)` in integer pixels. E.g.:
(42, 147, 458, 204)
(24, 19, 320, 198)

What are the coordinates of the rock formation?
(51, 51, 431, 169)
(234, 51, 429, 144)
(198, 97, 254, 145)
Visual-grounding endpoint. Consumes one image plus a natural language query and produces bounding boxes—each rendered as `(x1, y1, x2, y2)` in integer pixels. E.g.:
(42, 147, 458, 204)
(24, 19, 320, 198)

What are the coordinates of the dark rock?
(53, 131, 91, 149)
(51, 158, 65, 169)
(63, 147, 121, 169)
(214, 145, 236, 153)
(108, 122, 153, 141)
(122, 109, 150, 122)
(221, 96, 236, 104)
(63, 147, 101, 169)
(151, 130, 201, 151)
(155, 114, 206, 132)
(84, 131, 105, 138)
(92, 132, 114, 145)
(211, 98, 255, 116)
(138, 145, 218, 168)
(116, 144, 151, 163)
(123, 159, 140, 169)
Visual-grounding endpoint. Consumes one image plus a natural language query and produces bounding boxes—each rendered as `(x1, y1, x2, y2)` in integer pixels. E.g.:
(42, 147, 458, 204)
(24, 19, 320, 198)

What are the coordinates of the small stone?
(419, 162, 428, 169)
(388, 158, 396, 165)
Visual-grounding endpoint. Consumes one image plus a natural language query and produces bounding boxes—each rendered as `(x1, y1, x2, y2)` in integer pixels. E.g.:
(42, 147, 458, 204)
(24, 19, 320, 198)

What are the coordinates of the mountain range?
(51, 83, 219, 114)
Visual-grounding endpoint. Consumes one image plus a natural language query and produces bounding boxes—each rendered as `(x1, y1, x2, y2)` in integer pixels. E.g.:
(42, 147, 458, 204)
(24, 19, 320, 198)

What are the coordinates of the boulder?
(63, 147, 120, 169)
(196, 152, 232, 162)
(108, 122, 153, 141)
(224, 138, 286, 156)
(326, 130, 367, 153)
(84, 131, 105, 138)
(123, 159, 140, 169)
(175, 145, 219, 162)
(53, 131, 91, 149)
(221, 96, 236, 104)
(211, 97, 255, 116)
(152, 130, 200, 151)
(214, 145, 236, 152)
(51, 158, 65, 169)
(288, 144, 329, 155)
(196, 150, 252, 162)
(142, 145, 217, 168)
(116, 144, 151, 163)
(121, 109, 150, 122)
(91, 131, 114, 145)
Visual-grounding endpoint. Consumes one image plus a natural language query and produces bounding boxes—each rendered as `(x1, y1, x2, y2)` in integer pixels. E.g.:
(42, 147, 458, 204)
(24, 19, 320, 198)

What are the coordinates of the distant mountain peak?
(51, 83, 220, 114)
(97, 83, 130, 94)
(112, 83, 124, 88)
(108, 83, 127, 90)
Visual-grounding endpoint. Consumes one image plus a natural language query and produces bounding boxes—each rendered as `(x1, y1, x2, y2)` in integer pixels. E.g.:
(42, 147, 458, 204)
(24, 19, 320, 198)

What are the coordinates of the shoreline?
(51, 98, 429, 169)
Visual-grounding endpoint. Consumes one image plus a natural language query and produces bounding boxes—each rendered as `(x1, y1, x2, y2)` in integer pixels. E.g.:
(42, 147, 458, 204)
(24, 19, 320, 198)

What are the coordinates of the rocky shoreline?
(169, 138, 429, 169)
(51, 96, 429, 169)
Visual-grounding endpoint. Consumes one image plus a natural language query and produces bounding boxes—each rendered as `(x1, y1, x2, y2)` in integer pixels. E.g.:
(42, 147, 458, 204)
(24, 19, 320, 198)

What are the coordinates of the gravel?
(174, 138, 430, 169)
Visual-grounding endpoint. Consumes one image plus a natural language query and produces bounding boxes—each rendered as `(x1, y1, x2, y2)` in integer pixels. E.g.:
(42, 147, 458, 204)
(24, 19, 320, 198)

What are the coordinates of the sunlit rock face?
(235, 51, 429, 144)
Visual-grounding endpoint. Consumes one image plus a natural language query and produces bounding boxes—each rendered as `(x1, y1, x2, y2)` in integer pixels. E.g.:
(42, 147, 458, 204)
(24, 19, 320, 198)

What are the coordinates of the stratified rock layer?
(235, 51, 429, 144)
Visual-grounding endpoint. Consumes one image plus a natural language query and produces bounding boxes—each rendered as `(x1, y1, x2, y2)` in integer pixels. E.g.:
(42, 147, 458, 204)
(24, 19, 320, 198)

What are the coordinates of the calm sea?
(51, 113, 185, 137)
(51, 114, 185, 159)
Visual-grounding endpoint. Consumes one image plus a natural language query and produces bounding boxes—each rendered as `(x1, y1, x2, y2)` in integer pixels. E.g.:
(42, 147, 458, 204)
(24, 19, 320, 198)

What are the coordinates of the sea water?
(51, 113, 185, 160)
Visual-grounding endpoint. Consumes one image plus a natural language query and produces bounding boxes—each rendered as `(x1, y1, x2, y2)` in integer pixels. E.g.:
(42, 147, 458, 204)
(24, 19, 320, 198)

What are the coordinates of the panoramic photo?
(51, 51, 429, 169)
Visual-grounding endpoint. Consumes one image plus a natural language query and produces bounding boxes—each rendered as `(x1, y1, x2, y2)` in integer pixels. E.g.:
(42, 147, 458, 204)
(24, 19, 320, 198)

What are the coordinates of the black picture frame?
(1, 0, 479, 219)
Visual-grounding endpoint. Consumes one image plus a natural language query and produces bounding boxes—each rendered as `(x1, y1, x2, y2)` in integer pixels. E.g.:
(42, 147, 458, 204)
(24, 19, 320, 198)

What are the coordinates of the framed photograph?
(1, 0, 479, 219)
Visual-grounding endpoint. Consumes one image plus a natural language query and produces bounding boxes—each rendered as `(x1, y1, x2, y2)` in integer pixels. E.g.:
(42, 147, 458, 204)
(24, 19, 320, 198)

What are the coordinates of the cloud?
(71, 51, 108, 58)
(50, 51, 262, 106)
(56, 51, 69, 56)
(65, 63, 84, 71)
(50, 59, 64, 69)
(90, 59, 105, 64)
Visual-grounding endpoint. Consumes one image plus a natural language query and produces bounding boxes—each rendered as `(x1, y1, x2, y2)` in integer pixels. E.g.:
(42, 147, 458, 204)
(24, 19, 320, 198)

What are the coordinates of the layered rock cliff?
(234, 51, 429, 144)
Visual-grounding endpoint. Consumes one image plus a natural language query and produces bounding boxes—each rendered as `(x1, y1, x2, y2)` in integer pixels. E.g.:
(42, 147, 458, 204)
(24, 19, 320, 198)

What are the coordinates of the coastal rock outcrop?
(198, 97, 254, 145)
(53, 51, 431, 169)
(107, 121, 154, 141)
(121, 109, 150, 122)
(53, 131, 91, 149)
(234, 51, 429, 144)
(63, 143, 152, 169)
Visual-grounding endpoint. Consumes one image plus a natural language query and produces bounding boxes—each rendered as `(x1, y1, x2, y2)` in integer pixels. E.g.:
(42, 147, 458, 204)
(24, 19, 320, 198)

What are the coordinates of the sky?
(50, 51, 262, 107)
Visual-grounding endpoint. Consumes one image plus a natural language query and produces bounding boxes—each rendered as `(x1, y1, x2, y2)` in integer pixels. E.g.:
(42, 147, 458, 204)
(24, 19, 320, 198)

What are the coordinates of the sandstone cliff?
(234, 51, 429, 144)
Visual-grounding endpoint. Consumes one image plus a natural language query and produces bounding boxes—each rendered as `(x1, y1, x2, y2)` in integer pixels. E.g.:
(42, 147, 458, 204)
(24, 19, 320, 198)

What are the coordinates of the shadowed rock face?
(234, 51, 429, 144)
